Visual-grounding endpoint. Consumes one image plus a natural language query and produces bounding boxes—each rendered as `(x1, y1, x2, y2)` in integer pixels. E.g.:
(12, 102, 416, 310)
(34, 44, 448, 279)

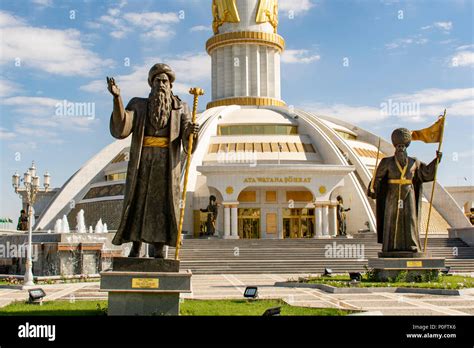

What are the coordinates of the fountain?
(94, 219, 104, 234)
(54, 219, 62, 233)
(62, 215, 70, 233)
(76, 209, 87, 233)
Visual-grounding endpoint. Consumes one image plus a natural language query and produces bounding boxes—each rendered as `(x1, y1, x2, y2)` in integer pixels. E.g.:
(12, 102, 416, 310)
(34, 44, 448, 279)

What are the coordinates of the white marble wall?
(211, 44, 281, 100)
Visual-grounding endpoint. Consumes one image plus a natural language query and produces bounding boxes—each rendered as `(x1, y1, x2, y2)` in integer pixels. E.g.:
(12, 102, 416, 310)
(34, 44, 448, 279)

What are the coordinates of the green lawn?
(300, 274, 474, 289)
(180, 299, 351, 316)
(0, 300, 108, 316)
(0, 299, 353, 316)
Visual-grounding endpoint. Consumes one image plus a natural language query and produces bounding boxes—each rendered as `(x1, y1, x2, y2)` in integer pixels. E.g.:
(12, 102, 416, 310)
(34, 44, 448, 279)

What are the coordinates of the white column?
(231, 205, 239, 238)
(329, 204, 337, 237)
(274, 51, 281, 100)
(259, 46, 268, 97)
(243, 46, 249, 96)
(216, 48, 225, 99)
(212, 52, 217, 100)
(314, 205, 322, 238)
(322, 205, 329, 236)
(233, 45, 241, 97)
(223, 46, 233, 98)
(267, 49, 275, 97)
(224, 205, 230, 238)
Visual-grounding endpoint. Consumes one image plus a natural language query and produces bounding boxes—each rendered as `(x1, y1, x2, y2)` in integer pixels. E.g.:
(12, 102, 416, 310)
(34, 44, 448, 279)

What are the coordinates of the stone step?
(164, 238, 474, 274)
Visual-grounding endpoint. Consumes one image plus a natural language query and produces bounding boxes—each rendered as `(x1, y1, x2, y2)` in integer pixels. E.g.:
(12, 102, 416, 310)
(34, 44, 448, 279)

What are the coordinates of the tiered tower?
(207, 0, 285, 109)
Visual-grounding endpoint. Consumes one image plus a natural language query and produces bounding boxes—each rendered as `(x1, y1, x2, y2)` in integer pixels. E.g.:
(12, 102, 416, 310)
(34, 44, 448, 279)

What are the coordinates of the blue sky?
(0, 0, 473, 221)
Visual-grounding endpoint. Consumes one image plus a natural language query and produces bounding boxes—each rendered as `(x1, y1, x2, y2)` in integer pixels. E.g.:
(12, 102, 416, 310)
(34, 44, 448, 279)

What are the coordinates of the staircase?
(169, 235, 474, 274)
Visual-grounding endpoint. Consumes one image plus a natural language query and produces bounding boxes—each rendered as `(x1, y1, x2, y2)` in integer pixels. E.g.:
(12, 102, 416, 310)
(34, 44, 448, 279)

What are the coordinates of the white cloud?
(8, 141, 37, 152)
(456, 44, 474, 51)
(384, 88, 473, 121)
(108, 8, 121, 17)
(385, 36, 428, 50)
(281, 49, 320, 64)
(435, 21, 453, 31)
(190, 25, 211, 32)
(123, 12, 179, 27)
(279, 0, 315, 15)
(141, 26, 175, 40)
(0, 78, 20, 97)
(80, 53, 211, 97)
(301, 87, 473, 123)
(79, 80, 104, 94)
(2, 96, 60, 107)
(450, 50, 474, 67)
(0, 11, 113, 77)
(422, 21, 453, 32)
(302, 103, 384, 122)
(0, 127, 16, 140)
(390, 88, 473, 105)
(31, 0, 53, 7)
(15, 126, 62, 141)
(110, 30, 127, 39)
(0, 11, 24, 26)
(2, 95, 99, 136)
(92, 9, 179, 40)
(380, 0, 400, 5)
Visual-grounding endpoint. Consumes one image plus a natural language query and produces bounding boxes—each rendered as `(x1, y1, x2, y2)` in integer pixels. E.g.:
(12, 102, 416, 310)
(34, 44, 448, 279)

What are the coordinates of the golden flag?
(411, 116, 444, 143)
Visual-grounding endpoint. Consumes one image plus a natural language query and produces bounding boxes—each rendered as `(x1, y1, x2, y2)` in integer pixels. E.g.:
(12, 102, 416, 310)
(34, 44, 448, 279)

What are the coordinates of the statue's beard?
(148, 87, 172, 129)
(395, 149, 408, 167)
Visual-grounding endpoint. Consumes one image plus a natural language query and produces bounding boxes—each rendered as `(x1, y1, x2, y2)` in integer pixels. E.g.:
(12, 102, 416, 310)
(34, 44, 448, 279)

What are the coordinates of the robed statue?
(336, 195, 350, 236)
(200, 195, 219, 236)
(107, 63, 199, 258)
(368, 128, 442, 254)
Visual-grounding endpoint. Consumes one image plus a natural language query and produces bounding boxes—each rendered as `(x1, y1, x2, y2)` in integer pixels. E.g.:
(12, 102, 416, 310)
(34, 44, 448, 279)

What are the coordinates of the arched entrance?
(282, 207, 315, 238)
(236, 186, 315, 239)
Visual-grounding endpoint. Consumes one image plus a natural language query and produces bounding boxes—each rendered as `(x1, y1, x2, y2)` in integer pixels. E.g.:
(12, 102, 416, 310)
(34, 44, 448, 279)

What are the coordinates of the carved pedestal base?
(100, 257, 191, 316)
(368, 257, 445, 282)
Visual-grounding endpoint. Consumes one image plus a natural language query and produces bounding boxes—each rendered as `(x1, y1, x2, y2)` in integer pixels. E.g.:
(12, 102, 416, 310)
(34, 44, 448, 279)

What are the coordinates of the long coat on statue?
(110, 94, 197, 247)
(370, 156, 437, 252)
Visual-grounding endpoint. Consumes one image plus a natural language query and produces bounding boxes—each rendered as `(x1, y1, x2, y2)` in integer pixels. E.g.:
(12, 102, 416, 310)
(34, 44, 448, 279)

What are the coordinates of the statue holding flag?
(368, 114, 445, 255)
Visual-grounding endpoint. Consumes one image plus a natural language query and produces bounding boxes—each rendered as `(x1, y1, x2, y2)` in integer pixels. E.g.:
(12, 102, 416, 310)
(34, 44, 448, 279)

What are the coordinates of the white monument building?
(33, 0, 471, 240)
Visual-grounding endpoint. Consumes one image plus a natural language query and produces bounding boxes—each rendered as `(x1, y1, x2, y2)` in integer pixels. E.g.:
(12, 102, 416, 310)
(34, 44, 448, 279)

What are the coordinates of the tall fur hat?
(148, 63, 175, 87)
(391, 128, 411, 147)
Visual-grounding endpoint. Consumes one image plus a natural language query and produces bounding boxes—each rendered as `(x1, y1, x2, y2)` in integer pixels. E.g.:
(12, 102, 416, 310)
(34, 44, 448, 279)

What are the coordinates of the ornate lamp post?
(12, 161, 50, 287)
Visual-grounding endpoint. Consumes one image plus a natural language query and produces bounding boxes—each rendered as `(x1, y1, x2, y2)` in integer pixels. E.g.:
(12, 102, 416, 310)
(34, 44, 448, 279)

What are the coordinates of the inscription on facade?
(243, 176, 311, 183)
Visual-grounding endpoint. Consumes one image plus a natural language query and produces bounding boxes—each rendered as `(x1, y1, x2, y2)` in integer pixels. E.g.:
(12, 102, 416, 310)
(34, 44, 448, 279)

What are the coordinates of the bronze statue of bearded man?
(368, 128, 441, 254)
(107, 63, 199, 258)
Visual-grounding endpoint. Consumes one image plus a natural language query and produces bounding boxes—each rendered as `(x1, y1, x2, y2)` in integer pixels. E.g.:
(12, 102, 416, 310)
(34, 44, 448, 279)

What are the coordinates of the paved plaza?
(1, 273, 474, 316)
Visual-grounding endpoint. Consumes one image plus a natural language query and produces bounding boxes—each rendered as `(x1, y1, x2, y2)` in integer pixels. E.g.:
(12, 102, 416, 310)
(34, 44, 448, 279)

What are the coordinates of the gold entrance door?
(282, 208, 315, 238)
(283, 217, 300, 238)
(238, 208, 260, 239)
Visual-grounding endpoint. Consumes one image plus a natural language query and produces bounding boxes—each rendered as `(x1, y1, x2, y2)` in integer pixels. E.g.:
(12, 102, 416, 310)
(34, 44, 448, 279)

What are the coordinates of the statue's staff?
(175, 87, 204, 260)
(420, 110, 446, 252)
(370, 137, 381, 193)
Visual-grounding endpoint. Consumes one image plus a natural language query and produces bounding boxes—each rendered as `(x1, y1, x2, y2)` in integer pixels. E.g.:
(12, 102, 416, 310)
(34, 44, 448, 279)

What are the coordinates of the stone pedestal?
(100, 257, 191, 316)
(368, 257, 445, 282)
